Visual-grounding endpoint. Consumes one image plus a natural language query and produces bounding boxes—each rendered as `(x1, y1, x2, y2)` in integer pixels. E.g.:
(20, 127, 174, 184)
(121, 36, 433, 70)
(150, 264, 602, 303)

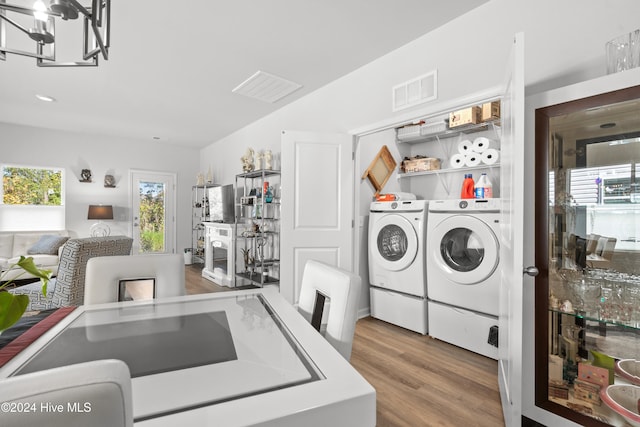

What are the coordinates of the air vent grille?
(232, 70, 302, 103)
(392, 70, 437, 112)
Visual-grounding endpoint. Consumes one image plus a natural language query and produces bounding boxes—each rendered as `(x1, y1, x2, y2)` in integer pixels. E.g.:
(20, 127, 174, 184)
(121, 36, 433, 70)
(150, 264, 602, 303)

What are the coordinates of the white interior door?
(130, 170, 176, 255)
(498, 32, 525, 427)
(280, 131, 354, 304)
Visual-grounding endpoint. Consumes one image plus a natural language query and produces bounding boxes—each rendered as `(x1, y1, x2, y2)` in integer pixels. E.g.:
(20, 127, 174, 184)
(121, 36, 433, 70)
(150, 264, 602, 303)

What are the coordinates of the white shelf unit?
(395, 112, 502, 195)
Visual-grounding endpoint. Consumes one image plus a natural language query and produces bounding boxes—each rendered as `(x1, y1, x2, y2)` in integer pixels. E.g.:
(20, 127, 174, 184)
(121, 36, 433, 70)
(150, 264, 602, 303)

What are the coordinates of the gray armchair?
(9, 236, 133, 310)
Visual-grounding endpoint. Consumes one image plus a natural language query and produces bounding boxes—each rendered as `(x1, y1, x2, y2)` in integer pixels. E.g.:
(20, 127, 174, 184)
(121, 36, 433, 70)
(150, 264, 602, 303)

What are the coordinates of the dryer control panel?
(429, 198, 500, 212)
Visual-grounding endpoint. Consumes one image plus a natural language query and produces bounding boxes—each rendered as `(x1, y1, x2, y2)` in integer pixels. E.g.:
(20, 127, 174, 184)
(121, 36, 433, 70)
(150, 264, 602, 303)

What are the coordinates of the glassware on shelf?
(606, 29, 640, 74)
(581, 269, 603, 317)
(624, 278, 640, 325)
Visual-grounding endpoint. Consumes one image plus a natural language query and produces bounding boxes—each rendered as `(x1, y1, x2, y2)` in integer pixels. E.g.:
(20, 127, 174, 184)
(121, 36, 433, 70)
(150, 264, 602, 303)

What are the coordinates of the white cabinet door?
(280, 131, 354, 304)
(498, 32, 525, 427)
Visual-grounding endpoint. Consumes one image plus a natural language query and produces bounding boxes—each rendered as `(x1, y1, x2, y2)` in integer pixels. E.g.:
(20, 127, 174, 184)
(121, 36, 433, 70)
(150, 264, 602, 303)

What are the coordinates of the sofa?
(0, 230, 71, 282)
(9, 235, 134, 311)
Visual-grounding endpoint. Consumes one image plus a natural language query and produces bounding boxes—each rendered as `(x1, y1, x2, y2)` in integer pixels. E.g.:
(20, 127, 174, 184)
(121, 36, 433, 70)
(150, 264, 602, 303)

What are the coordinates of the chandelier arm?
(66, 0, 91, 19)
(0, 13, 31, 36)
(81, 0, 109, 61)
(1, 46, 52, 60)
(81, 14, 104, 60)
(89, 22, 107, 59)
(0, 3, 61, 18)
(91, 0, 103, 26)
(37, 58, 97, 66)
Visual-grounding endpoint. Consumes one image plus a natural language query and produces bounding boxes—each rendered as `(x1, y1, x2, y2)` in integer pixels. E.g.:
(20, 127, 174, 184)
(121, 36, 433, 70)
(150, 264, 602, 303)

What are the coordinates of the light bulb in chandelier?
(33, 0, 48, 21)
(28, 0, 54, 44)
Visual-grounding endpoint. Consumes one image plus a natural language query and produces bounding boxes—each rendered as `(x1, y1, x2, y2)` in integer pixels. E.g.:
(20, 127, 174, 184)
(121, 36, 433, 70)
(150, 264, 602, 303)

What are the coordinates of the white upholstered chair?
(84, 254, 186, 305)
(0, 359, 133, 427)
(297, 260, 362, 361)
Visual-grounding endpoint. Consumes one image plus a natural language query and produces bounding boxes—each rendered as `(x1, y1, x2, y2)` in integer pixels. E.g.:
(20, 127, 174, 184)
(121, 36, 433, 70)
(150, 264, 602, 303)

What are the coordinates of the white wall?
(200, 0, 640, 312)
(1, 122, 199, 251)
(201, 0, 640, 180)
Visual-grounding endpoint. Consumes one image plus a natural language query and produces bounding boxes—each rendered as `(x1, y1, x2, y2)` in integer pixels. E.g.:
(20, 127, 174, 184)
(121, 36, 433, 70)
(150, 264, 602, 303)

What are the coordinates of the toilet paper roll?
(449, 153, 466, 169)
(481, 148, 500, 165)
(457, 139, 473, 154)
(472, 137, 497, 153)
(464, 153, 481, 167)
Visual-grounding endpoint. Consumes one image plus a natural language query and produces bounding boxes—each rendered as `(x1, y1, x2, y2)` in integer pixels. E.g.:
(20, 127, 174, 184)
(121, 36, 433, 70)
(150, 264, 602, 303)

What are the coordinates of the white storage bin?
(370, 287, 427, 335)
(428, 300, 498, 360)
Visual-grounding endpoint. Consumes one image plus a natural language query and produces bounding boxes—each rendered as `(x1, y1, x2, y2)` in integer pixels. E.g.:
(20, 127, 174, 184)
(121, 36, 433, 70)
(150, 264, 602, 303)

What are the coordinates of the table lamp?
(88, 205, 114, 237)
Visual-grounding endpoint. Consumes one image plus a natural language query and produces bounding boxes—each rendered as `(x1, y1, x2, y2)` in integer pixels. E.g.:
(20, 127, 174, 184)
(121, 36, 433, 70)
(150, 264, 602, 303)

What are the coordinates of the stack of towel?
(449, 137, 500, 169)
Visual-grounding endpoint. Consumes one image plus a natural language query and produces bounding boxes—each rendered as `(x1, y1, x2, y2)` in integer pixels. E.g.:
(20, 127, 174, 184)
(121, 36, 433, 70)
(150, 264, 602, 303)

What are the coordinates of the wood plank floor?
(184, 264, 505, 427)
(351, 317, 504, 427)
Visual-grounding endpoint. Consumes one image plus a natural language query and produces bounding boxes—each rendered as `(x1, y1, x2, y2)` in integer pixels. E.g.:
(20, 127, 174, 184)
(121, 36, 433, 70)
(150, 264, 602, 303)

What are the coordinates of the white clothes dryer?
(426, 198, 501, 359)
(369, 199, 428, 334)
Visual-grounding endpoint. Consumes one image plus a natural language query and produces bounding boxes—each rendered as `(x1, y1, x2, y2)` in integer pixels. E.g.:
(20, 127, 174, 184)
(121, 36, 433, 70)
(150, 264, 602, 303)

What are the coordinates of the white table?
(0, 288, 376, 426)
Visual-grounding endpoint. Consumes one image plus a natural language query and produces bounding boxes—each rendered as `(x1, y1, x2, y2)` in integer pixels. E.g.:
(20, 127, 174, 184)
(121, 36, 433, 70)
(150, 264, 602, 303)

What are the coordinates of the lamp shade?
(88, 205, 114, 220)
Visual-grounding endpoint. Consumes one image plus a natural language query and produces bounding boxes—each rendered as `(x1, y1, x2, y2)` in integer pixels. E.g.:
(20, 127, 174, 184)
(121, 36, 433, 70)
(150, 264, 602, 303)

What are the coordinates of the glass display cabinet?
(534, 84, 640, 426)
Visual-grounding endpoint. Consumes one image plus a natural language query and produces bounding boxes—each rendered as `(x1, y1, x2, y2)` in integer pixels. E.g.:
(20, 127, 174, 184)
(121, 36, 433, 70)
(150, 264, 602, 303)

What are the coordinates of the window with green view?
(2, 165, 64, 206)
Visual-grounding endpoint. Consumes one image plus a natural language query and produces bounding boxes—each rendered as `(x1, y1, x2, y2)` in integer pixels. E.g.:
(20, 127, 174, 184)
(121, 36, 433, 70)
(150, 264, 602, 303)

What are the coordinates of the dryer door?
(370, 214, 418, 272)
(431, 215, 498, 284)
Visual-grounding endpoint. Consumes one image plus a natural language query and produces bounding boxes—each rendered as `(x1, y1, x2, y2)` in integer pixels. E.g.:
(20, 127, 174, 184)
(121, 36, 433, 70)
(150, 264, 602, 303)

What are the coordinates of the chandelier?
(0, 0, 110, 67)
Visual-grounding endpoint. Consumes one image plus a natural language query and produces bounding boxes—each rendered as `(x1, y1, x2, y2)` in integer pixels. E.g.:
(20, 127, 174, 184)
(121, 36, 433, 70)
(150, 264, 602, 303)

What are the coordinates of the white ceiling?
(0, 0, 488, 148)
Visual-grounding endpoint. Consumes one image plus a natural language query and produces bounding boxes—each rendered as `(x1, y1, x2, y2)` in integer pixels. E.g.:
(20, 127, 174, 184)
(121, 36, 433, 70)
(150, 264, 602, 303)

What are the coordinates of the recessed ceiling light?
(35, 94, 56, 102)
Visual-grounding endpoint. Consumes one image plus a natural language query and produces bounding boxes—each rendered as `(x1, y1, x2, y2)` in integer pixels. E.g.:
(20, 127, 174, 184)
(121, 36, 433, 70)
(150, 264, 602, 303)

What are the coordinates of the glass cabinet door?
(535, 85, 640, 426)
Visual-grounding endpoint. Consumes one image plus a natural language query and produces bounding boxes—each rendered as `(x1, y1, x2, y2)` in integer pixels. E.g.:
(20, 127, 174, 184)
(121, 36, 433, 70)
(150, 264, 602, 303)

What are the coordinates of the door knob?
(523, 266, 539, 277)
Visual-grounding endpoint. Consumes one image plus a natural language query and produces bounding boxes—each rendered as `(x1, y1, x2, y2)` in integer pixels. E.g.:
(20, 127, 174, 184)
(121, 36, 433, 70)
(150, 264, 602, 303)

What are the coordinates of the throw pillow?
(27, 235, 69, 256)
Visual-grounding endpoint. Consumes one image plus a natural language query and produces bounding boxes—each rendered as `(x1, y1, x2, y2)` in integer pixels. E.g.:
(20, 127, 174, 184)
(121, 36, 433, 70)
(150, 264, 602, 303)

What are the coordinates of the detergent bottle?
(474, 174, 486, 199)
(461, 174, 475, 199)
(483, 173, 493, 198)
(474, 173, 493, 199)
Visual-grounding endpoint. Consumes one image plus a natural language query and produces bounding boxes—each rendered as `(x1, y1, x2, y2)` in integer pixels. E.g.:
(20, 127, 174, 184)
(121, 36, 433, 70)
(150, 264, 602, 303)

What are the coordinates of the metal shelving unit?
(234, 169, 280, 287)
(191, 183, 219, 263)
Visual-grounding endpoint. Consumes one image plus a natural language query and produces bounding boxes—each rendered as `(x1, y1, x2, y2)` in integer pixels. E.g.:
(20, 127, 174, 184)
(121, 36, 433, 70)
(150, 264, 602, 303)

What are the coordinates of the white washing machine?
(369, 199, 428, 334)
(426, 198, 501, 359)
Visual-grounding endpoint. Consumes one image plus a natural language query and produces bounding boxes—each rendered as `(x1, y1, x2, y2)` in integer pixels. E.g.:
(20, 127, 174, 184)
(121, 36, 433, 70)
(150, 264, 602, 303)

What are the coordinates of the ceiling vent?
(232, 71, 303, 103)
(392, 70, 437, 112)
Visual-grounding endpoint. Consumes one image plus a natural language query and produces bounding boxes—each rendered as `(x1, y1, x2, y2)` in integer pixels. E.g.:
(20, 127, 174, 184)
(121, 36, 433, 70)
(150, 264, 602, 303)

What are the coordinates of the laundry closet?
(358, 96, 505, 360)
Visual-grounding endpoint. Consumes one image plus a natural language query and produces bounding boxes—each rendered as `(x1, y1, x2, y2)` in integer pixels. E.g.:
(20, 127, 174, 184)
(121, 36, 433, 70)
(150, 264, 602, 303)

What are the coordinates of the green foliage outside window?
(2, 166, 63, 205)
(139, 182, 165, 252)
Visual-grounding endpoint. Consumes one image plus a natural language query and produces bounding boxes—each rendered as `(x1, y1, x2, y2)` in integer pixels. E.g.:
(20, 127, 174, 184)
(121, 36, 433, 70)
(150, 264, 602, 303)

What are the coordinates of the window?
(1, 164, 65, 231)
(2, 165, 63, 206)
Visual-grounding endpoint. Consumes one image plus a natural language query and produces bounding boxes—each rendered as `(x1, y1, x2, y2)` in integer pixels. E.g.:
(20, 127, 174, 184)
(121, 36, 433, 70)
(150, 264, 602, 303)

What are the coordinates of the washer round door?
(430, 215, 499, 284)
(370, 214, 418, 272)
